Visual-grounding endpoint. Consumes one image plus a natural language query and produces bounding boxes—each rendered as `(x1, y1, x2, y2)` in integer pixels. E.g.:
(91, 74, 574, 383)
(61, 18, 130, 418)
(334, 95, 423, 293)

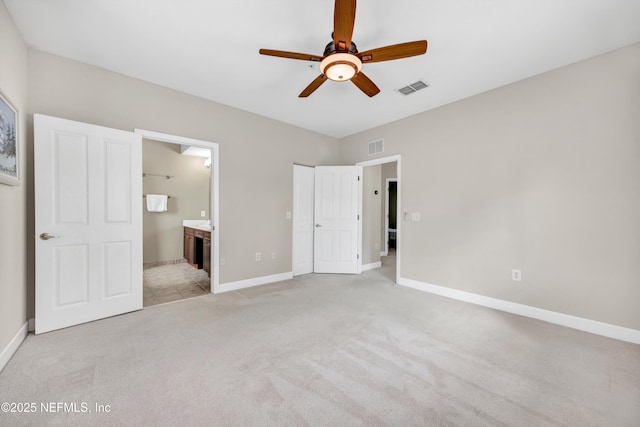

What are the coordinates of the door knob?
(315, 224, 322, 228)
(39, 233, 58, 240)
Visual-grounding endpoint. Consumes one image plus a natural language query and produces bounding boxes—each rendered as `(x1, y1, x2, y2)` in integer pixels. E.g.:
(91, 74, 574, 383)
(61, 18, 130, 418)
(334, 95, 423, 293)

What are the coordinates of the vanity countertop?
(187, 224, 212, 232)
(183, 220, 212, 232)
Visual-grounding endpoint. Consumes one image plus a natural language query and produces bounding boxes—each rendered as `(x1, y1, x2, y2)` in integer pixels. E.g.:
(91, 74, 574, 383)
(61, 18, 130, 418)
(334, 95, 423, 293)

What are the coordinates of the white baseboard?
(216, 272, 293, 293)
(362, 261, 382, 272)
(0, 322, 28, 373)
(398, 277, 640, 345)
(380, 251, 388, 257)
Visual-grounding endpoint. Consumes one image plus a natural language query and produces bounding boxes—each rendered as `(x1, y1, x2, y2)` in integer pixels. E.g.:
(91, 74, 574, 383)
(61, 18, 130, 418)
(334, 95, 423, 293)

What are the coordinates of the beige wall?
(142, 140, 211, 263)
(0, 2, 28, 361)
(362, 165, 381, 265)
(26, 50, 339, 316)
(340, 43, 640, 330)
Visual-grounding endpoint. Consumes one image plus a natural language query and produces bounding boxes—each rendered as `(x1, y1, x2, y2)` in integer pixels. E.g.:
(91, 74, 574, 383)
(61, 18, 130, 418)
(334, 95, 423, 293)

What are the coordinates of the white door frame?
(134, 129, 220, 293)
(384, 178, 398, 256)
(356, 155, 401, 284)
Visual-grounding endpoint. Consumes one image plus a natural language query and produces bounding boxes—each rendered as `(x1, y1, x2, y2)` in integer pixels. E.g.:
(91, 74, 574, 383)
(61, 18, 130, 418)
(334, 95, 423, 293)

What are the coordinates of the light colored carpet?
(1, 259, 639, 426)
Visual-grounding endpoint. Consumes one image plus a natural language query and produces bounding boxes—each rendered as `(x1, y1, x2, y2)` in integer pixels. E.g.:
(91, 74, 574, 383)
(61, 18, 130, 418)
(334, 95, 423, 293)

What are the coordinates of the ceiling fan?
(259, 0, 428, 98)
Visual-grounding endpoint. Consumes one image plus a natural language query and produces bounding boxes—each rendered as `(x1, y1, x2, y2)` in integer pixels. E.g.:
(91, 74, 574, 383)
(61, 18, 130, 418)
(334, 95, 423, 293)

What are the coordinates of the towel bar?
(143, 173, 172, 179)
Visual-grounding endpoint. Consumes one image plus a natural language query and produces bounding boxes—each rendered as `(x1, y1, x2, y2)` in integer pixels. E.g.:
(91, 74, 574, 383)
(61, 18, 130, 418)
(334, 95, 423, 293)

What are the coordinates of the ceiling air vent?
(398, 80, 429, 96)
(368, 139, 384, 156)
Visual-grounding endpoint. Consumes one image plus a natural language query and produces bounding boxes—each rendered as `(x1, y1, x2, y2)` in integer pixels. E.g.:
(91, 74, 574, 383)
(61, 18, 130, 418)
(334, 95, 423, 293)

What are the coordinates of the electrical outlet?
(512, 269, 522, 281)
(255, 252, 261, 261)
(220, 257, 225, 266)
(286, 211, 292, 219)
(200, 210, 206, 217)
(374, 242, 379, 250)
(272, 251, 276, 259)
(411, 212, 421, 221)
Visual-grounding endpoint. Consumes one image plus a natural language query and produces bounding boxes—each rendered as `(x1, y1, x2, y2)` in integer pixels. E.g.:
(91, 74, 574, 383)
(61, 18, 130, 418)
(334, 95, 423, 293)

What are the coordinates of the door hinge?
(357, 254, 360, 260)
(358, 176, 360, 181)
(357, 214, 360, 220)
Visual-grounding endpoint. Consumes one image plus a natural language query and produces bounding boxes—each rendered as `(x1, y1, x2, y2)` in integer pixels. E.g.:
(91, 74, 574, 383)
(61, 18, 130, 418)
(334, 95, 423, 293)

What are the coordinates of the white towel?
(146, 194, 168, 212)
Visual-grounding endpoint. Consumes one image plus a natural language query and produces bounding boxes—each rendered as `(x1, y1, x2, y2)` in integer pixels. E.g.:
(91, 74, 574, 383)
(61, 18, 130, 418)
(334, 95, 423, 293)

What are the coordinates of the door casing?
(356, 155, 401, 284)
(134, 129, 220, 293)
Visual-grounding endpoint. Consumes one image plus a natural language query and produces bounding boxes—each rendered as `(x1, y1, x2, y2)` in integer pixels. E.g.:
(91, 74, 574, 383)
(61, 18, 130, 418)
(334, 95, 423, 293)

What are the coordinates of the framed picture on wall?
(0, 90, 19, 186)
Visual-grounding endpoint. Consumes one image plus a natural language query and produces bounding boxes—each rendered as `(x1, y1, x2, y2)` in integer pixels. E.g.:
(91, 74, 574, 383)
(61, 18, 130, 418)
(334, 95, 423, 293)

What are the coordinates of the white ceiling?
(5, 0, 640, 138)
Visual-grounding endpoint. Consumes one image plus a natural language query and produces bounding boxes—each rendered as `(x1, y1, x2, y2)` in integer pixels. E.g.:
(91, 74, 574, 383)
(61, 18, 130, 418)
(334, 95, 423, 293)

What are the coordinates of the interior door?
(292, 165, 315, 276)
(313, 166, 360, 274)
(34, 114, 142, 334)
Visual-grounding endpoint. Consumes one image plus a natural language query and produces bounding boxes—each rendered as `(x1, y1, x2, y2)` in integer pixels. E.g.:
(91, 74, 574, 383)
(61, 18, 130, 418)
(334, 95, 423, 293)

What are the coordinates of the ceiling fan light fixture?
(320, 53, 362, 82)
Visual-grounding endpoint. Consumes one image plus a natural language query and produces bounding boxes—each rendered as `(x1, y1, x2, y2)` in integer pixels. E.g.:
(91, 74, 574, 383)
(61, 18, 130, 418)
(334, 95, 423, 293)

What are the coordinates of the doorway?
(135, 129, 220, 298)
(141, 139, 212, 306)
(385, 178, 398, 256)
(357, 155, 401, 284)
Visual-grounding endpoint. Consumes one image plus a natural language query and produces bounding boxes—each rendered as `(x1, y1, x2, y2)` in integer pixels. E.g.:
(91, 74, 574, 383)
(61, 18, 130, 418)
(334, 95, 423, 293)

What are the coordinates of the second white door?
(313, 166, 360, 274)
(292, 165, 315, 276)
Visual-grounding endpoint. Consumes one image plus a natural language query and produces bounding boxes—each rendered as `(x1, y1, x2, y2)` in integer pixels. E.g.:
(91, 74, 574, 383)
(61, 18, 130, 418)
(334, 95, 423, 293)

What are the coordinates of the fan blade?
(333, 0, 356, 52)
(351, 72, 380, 97)
(259, 49, 324, 62)
(299, 75, 328, 97)
(357, 40, 427, 63)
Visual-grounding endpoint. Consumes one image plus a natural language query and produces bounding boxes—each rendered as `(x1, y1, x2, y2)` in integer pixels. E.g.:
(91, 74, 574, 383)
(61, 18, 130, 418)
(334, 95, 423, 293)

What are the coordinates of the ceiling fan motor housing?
(323, 40, 359, 56)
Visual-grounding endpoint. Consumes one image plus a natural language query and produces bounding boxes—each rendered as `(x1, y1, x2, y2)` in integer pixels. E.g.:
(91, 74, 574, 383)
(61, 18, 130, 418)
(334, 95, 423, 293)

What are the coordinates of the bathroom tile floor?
(143, 263, 210, 307)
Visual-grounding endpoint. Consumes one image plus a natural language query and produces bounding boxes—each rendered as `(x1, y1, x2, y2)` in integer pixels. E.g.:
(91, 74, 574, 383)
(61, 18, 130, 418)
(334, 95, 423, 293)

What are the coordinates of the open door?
(313, 166, 360, 274)
(34, 114, 143, 334)
(292, 165, 315, 276)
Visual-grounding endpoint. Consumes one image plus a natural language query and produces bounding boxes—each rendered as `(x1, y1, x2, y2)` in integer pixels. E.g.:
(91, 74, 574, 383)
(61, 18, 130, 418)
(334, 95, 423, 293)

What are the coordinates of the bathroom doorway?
(135, 129, 219, 306)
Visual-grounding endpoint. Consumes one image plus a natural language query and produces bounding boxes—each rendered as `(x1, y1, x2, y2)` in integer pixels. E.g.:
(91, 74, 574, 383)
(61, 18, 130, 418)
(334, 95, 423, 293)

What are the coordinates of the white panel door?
(34, 114, 142, 334)
(292, 165, 315, 276)
(313, 166, 360, 274)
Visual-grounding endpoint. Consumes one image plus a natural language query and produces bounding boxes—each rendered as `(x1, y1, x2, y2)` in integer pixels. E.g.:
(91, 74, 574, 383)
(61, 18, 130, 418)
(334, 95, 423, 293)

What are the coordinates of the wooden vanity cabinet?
(203, 234, 211, 276)
(183, 227, 196, 267)
(184, 226, 211, 276)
